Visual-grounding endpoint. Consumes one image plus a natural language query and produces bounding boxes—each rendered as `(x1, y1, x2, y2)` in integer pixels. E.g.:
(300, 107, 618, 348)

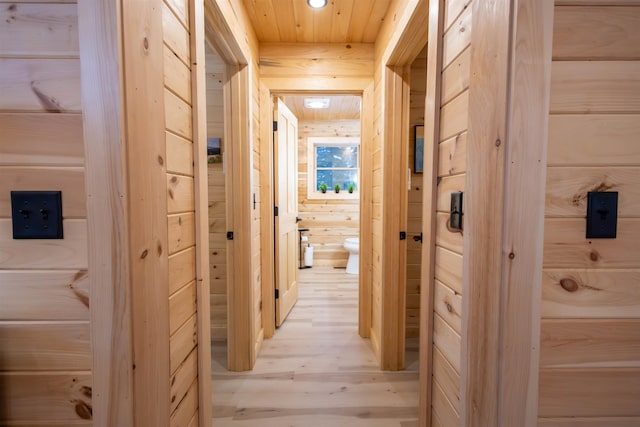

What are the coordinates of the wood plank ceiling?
(241, 0, 392, 43)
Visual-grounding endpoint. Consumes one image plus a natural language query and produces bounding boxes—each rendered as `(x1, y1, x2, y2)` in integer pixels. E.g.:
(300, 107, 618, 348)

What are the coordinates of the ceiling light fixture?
(307, 0, 327, 9)
(304, 98, 330, 109)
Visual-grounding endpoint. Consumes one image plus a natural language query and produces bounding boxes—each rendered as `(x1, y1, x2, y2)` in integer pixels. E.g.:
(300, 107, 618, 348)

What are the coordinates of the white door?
(273, 98, 299, 327)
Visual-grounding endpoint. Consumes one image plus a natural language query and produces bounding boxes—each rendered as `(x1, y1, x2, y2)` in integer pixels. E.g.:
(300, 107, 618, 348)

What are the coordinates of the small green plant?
(334, 184, 341, 193)
(347, 184, 356, 193)
(318, 182, 328, 193)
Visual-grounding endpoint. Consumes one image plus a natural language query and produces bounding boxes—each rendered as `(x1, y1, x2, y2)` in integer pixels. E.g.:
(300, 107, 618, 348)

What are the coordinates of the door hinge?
(226, 231, 234, 240)
(273, 121, 277, 132)
(274, 206, 279, 216)
(275, 289, 279, 299)
(413, 233, 423, 244)
(400, 231, 407, 240)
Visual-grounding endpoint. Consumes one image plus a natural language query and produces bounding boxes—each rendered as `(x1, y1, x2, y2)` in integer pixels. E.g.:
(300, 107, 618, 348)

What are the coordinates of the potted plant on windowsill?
(319, 182, 328, 193)
(334, 184, 341, 193)
(347, 184, 356, 194)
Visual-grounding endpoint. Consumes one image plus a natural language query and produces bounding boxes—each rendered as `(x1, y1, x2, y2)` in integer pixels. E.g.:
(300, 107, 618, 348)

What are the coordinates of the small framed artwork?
(207, 137, 222, 164)
(414, 125, 424, 173)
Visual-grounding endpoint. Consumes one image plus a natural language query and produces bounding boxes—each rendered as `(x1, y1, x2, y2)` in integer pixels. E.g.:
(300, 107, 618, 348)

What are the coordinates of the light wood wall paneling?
(438, 132, 467, 177)
(162, 2, 190, 66)
(540, 6, 640, 422)
(0, 270, 89, 320)
(462, 0, 508, 424)
(540, 319, 640, 368)
(550, 61, 640, 113)
(432, 376, 460, 426)
(164, 45, 192, 105)
(498, 2, 553, 426)
(541, 269, 640, 318)
(553, 6, 640, 60)
(170, 313, 197, 374)
(165, 89, 194, 140)
(170, 347, 198, 415)
(359, 82, 375, 338)
(225, 63, 255, 371)
(544, 218, 640, 268)
(203, 0, 258, 65)
(77, 0, 132, 424)
(0, 372, 93, 423)
(120, 0, 170, 423)
(0, 321, 90, 371)
(433, 346, 461, 413)
(442, 4, 472, 69)
(548, 115, 640, 166)
(259, 43, 374, 77)
(379, 65, 409, 371)
(0, 166, 85, 218)
(545, 167, 640, 217)
(441, 46, 471, 106)
(166, 132, 194, 176)
(0, 113, 84, 166)
(260, 82, 275, 338)
(419, 2, 446, 423)
(539, 368, 640, 417)
(0, 58, 81, 112)
(0, 219, 87, 269)
(439, 89, 469, 142)
(169, 246, 196, 295)
(0, 3, 79, 58)
(190, 13, 214, 414)
(169, 380, 198, 427)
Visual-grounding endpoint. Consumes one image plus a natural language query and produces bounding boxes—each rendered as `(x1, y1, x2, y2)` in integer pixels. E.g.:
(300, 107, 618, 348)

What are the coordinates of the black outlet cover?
(586, 191, 618, 239)
(10, 191, 63, 239)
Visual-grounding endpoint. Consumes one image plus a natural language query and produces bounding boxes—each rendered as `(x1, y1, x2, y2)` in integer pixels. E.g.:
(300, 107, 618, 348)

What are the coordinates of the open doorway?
(204, 43, 229, 370)
(405, 44, 428, 370)
(272, 94, 362, 333)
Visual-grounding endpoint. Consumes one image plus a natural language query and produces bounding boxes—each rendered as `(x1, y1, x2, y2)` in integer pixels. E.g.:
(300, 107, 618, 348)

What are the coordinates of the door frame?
(259, 83, 375, 339)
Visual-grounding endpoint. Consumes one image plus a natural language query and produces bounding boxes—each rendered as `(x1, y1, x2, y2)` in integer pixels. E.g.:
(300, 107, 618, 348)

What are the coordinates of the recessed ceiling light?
(307, 0, 327, 9)
(304, 98, 330, 109)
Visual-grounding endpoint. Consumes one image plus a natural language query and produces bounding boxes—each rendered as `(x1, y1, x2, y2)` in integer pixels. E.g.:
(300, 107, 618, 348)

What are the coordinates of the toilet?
(343, 237, 359, 275)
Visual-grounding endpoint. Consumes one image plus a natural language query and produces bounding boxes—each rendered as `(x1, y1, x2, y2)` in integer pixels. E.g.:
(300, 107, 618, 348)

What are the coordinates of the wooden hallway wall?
(0, 1, 92, 424)
(538, 3, 640, 425)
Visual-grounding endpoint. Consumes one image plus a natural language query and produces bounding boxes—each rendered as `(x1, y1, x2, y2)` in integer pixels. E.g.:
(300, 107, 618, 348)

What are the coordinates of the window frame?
(306, 137, 360, 200)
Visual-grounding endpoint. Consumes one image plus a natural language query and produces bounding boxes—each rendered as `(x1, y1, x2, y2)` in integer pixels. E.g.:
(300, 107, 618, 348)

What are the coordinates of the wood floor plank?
(211, 267, 419, 426)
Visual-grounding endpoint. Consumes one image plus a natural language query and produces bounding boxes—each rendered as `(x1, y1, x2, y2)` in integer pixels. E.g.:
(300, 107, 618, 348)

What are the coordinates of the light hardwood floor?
(212, 267, 419, 426)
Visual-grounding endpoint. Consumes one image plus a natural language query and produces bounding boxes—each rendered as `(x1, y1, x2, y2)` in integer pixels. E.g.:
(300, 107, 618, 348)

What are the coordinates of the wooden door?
(274, 98, 299, 327)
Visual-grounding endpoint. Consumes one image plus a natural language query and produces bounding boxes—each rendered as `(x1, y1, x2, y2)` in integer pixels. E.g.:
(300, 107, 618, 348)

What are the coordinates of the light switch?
(10, 191, 63, 239)
(586, 191, 617, 239)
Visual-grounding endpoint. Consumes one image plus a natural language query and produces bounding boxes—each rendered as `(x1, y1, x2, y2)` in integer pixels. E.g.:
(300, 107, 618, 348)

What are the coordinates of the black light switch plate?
(586, 191, 617, 239)
(10, 191, 63, 239)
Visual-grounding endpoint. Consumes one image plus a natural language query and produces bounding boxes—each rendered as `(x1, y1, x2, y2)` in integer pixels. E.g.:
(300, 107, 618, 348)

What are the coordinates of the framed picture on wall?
(207, 137, 222, 164)
(414, 125, 424, 173)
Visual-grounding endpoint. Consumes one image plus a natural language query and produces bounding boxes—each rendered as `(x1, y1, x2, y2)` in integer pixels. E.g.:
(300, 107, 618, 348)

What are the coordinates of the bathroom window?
(307, 137, 360, 200)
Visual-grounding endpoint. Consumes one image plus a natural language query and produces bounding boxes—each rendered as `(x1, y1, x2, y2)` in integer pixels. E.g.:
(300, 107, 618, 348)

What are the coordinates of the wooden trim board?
(189, 0, 213, 422)
(420, 0, 446, 424)
(77, 1, 133, 425)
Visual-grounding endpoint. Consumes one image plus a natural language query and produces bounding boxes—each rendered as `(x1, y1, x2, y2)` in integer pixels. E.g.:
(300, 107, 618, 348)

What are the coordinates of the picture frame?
(207, 137, 222, 164)
(414, 125, 424, 173)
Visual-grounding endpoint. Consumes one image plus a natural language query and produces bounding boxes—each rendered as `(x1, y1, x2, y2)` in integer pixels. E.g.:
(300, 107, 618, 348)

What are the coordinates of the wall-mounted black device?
(11, 191, 63, 239)
(450, 191, 463, 231)
(586, 191, 618, 239)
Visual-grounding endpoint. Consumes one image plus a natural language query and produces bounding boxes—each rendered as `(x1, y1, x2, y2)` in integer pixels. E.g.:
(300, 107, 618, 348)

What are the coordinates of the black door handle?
(296, 217, 302, 223)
